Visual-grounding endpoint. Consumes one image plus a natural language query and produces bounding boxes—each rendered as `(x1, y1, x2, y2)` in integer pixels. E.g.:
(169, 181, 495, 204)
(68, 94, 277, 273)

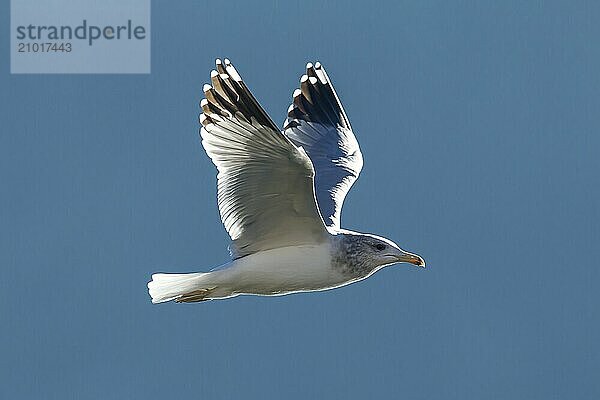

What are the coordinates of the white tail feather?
(147, 272, 210, 304)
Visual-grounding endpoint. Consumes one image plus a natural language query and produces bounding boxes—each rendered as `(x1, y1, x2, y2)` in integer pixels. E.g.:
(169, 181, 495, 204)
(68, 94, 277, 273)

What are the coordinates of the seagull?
(147, 59, 425, 304)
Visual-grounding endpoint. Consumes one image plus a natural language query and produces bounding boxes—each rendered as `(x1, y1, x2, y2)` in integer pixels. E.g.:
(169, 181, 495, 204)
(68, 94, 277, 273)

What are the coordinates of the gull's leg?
(175, 287, 216, 303)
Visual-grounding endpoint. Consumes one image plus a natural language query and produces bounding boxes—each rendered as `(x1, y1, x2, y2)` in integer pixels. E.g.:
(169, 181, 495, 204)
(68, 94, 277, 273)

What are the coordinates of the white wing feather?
(200, 59, 327, 258)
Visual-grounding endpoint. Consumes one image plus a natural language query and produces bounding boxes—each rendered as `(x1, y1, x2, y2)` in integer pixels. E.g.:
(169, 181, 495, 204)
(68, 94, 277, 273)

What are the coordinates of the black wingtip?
(285, 61, 350, 129)
(200, 58, 279, 132)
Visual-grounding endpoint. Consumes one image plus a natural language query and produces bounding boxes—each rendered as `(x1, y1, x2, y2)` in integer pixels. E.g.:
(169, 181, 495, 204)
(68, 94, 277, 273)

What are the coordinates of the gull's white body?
(218, 243, 346, 295)
(150, 241, 354, 303)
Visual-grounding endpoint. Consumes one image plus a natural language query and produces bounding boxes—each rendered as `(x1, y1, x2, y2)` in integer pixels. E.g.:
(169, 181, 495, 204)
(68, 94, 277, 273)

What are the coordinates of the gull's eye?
(374, 243, 386, 251)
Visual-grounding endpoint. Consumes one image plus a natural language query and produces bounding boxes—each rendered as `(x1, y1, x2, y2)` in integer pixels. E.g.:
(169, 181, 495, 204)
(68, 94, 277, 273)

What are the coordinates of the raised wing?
(199, 59, 327, 258)
(283, 62, 363, 230)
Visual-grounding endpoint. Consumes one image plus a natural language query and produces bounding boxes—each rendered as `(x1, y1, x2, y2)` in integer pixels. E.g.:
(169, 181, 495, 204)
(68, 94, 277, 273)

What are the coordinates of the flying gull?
(148, 59, 425, 303)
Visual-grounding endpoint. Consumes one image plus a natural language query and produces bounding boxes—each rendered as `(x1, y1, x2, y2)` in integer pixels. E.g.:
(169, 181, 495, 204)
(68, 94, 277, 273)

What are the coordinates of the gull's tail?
(147, 272, 216, 304)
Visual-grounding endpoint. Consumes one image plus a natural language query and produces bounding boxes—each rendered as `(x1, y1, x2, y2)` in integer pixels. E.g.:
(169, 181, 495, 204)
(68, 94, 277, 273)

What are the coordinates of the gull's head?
(343, 233, 425, 269)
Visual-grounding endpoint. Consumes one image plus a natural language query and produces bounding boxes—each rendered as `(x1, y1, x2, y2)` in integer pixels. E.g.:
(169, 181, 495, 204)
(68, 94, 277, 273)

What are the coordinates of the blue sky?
(1, 1, 599, 399)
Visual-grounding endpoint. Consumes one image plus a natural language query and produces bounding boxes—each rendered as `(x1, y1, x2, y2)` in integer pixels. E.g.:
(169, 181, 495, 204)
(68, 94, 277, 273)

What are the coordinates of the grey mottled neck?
(329, 233, 376, 279)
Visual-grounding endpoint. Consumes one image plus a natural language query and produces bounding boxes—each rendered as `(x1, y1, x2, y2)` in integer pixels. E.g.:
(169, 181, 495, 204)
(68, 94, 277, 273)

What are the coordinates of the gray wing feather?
(283, 62, 363, 229)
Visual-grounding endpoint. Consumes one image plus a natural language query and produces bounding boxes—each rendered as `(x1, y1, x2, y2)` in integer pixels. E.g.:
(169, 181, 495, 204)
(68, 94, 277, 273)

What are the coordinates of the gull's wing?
(199, 59, 327, 258)
(283, 62, 363, 230)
